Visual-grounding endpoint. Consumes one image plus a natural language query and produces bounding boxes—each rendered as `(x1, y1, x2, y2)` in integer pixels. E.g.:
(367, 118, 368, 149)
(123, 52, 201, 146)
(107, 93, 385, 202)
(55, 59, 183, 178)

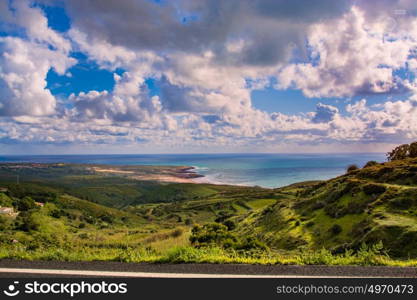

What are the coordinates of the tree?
(386, 142, 417, 161)
(410, 142, 417, 158)
(17, 196, 36, 211)
(15, 212, 40, 232)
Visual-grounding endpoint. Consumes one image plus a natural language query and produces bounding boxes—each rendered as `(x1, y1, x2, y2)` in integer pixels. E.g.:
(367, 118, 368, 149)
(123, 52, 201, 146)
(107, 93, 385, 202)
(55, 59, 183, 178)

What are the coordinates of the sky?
(0, 0, 416, 154)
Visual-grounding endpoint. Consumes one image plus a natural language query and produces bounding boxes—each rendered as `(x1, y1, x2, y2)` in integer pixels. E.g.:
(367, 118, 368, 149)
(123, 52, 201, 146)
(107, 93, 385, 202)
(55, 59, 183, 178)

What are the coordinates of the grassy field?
(0, 157, 416, 266)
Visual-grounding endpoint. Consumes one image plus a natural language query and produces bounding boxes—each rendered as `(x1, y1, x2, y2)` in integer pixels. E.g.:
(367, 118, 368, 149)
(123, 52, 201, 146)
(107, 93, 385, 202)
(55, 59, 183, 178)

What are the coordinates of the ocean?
(0, 153, 386, 188)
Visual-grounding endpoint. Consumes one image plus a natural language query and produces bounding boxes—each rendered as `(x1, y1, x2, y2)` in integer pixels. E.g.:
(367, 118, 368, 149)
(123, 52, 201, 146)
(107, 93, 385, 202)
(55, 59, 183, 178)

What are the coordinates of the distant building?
(0, 207, 14, 215)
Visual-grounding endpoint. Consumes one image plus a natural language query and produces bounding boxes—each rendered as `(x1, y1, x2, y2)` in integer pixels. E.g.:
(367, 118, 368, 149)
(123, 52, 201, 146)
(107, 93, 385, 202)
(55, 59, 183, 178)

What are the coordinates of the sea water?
(0, 153, 386, 188)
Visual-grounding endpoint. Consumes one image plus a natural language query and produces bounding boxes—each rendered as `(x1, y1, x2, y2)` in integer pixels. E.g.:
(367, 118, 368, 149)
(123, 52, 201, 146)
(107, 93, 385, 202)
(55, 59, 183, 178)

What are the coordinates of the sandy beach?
(92, 165, 203, 184)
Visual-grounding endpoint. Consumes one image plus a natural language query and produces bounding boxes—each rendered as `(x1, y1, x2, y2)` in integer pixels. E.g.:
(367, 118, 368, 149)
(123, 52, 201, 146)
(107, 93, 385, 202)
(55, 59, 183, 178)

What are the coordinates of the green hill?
(236, 157, 417, 258)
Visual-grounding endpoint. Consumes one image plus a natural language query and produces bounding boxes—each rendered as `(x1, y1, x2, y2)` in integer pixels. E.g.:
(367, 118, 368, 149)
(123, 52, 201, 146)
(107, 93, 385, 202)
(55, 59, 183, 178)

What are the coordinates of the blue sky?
(0, 0, 416, 154)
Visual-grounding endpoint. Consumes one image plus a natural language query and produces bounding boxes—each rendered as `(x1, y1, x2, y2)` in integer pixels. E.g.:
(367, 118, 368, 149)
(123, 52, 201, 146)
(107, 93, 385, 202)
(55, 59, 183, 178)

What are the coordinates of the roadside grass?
(1, 244, 417, 267)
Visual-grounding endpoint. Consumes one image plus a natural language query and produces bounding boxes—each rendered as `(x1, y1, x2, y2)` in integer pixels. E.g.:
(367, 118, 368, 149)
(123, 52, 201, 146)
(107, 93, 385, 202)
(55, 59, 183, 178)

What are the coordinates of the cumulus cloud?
(276, 6, 417, 98)
(64, 0, 350, 66)
(0, 0, 75, 117)
(312, 103, 339, 123)
(0, 0, 417, 152)
(0, 36, 75, 116)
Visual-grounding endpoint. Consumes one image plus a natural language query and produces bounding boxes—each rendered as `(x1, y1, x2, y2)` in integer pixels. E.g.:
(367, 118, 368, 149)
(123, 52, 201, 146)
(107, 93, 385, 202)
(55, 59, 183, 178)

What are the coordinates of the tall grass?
(1, 243, 417, 266)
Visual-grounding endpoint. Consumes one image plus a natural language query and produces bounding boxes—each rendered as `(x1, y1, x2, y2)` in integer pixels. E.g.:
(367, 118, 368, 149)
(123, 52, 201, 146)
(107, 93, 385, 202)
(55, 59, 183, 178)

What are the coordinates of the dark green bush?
(363, 184, 386, 196)
(306, 221, 315, 227)
(16, 196, 36, 211)
(347, 164, 359, 172)
(185, 218, 193, 226)
(190, 223, 267, 252)
(14, 212, 40, 232)
(190, 223, 237, 248)
(329, 224, 342, 235)
(364, 161, 378, 168)
(99, 214, 114, 224)
(389, 197, 414, 209)
(223, 220, 236, 231)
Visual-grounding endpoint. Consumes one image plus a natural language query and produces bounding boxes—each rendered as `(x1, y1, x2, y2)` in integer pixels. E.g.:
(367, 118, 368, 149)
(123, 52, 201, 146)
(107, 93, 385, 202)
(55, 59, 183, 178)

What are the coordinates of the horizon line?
(0, 152, 387, 156)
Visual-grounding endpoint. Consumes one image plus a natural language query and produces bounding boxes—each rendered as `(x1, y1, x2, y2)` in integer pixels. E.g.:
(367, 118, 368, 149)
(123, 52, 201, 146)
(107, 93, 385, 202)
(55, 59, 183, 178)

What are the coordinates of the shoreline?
(91, 165, 205, 184)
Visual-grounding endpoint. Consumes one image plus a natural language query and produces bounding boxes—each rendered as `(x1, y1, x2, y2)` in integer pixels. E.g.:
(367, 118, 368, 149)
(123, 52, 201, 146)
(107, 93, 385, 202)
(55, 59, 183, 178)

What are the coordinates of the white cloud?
(0, 1, 75, 117)
(0, 37, 75, 116)
(276, 6, 417, 98)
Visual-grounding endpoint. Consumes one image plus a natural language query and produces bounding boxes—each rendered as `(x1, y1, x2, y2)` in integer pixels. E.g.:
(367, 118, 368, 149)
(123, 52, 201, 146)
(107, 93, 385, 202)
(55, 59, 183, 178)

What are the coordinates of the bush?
(364, 161, 378, 168)
(190, 223, 237, 248)
(387, 142, 417, 161)
(171, 228, 183, 238)
(14, 212, 40, 232)
(362, 184, 386, 196)
(306, 221, 315, 227)
(0, 193, 13, 207)
(99, 214, 114, 224)
(0, 215, 10, 230)
(223, 220, 236, 231)
(16, 196, 36, 211)
(184, 218, 193, 226)
(329, 224, 342, 235)
(190, 223, 267, 252)
(389, 197, 413, 209)
(346, 164, 359, 173)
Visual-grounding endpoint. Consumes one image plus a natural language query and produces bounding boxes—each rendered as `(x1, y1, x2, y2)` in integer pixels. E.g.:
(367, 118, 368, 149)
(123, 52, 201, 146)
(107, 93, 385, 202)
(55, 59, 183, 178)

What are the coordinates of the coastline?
(0, 163, 207, 185)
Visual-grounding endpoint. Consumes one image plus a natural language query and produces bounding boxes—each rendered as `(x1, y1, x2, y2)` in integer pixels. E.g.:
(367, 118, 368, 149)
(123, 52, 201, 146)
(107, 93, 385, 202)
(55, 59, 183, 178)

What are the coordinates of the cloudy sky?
(0, 0, 416, 154)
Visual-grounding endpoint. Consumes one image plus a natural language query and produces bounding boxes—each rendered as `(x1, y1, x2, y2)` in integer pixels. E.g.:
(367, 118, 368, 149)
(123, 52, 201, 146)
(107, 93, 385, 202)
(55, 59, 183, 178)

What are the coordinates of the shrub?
(261, 206, 274, 215)
(78, 233, 89, 239)
(364, 161, 378, 168)
(362, 184, 386, 196)
(356, 242, 386, 265)
(16, 196, 36, 211)
(346, 164, 359, 172)
(389, 197, 413, 209)
(14, 212, 40, 232)
(0, 215, 10, 230)
(190, 223, 237, 248)
(190, 223, 267, 252)
(235, 237, 268, 252)
(410, 142, 417, 158)
(184, 218, 193, 226)
(171, 228, 183, 238)
(329, 224, 342, 235)
(99, 214, 114, 224)
(223, 220, 236, 231)
(0, 193, 13, 207)
(306, 221, 315, 227)
(387, 142, 417, 161)
(312, 201, 325, 210)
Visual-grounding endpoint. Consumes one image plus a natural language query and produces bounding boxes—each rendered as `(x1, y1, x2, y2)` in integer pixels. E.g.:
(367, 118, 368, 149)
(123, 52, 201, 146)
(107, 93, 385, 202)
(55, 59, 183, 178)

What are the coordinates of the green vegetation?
(239, 155, 417, 258)
(0, 143, 417, 266)
(387, 141, 417, 161)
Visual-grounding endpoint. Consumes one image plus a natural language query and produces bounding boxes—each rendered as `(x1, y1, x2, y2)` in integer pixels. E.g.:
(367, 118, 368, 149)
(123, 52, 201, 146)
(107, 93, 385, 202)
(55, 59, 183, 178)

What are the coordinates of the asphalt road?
(0, 260, 416, 278)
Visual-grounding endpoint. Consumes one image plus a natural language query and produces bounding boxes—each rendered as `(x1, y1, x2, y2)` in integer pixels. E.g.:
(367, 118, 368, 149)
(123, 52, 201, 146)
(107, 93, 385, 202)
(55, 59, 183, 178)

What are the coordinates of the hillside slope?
(236, 158, 417, 258)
